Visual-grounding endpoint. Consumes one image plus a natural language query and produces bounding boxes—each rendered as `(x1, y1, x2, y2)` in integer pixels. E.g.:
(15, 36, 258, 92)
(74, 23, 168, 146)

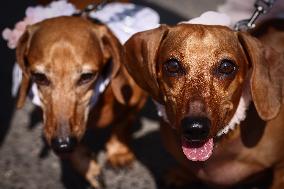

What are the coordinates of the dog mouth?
(181, 136, 214, 162)
(180, 124, 240, 162)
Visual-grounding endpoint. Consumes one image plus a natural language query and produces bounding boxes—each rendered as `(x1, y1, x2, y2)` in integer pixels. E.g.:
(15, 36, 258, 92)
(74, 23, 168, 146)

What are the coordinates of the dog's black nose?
(181, 117, 211, 142)
(51, 136, 77, 154)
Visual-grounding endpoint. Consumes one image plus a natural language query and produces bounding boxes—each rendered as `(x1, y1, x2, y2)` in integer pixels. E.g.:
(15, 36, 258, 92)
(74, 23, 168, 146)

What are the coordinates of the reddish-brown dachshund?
(16, 16, 146, 187)
(124, 20, 284, 188)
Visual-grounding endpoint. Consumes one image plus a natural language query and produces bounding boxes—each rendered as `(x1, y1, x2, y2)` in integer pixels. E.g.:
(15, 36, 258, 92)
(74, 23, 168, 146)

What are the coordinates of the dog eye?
(31, 72, 50, 86)
(78, 72, 96, 85)
(216, 59, 238, 77)
(163, 59, 185, 77)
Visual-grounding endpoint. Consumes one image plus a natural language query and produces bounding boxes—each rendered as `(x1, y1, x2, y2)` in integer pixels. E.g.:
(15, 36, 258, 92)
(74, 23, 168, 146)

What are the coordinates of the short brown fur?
(16, 16, 146, 187)
(124, 20, 284, 188)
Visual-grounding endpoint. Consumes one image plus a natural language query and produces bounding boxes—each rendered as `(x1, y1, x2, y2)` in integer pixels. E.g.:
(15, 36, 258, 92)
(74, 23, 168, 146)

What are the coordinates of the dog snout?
(181, 117, 211, 142)
(51, 136, 77, 154)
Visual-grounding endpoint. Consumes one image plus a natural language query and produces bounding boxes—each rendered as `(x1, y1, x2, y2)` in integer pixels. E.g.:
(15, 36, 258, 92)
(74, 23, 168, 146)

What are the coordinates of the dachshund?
(16, 16, 146, 187)
(124, 19, 284, 188)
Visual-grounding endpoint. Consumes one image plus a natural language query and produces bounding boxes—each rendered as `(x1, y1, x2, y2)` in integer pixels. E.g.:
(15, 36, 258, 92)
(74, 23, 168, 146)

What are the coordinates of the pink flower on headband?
(2, 0, 77, 49)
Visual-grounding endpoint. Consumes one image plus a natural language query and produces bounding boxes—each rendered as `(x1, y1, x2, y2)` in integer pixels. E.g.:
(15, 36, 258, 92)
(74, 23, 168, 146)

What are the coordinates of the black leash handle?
(234, 0, 277, 31)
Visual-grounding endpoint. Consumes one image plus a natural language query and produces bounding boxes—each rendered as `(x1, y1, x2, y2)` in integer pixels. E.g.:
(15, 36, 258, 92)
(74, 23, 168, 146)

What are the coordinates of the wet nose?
(51, 136, 77, 154)
(181, 117, 211, 142)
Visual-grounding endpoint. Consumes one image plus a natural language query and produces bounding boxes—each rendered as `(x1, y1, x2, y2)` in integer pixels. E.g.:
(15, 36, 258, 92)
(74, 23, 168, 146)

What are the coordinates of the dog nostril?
(51, 136, 77, 154)
(181, 117, 211, 142)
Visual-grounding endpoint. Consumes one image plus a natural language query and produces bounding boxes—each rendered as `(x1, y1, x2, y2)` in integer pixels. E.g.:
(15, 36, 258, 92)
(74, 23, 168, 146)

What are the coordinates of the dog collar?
(216, 90, 251, 137)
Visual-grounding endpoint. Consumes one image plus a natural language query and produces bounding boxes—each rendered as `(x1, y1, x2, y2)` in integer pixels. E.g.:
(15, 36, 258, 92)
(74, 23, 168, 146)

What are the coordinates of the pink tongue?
(182, 138, 213, 161)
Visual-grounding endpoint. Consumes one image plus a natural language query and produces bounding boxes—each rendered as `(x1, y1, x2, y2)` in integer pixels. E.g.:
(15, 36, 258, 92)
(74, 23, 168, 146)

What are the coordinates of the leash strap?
(234, 0, 277, 31)
(72, 1, 113, 108)
(72, 0, 110, 17)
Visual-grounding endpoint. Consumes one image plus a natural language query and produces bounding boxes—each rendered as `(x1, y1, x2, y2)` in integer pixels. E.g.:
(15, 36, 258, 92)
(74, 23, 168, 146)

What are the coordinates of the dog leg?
(106, 117, 135, 167)
(106, 134, 135, 167)
(70, 145, 102, 188)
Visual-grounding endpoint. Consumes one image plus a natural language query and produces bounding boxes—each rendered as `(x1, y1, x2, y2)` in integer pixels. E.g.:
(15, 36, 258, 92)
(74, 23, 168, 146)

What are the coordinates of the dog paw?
(106, 139, 135, 167)
(86, 160, 103, 189)
(164, 167, 192, 187)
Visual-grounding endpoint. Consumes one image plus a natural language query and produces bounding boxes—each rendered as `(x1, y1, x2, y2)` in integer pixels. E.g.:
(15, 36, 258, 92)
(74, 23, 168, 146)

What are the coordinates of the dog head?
(124, 24, 284, 161)
(16, 16, 128, 154)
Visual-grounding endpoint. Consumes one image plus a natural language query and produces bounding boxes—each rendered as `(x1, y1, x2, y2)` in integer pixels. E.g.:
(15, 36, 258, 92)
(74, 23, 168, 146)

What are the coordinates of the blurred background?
(0, 0, 268, 189)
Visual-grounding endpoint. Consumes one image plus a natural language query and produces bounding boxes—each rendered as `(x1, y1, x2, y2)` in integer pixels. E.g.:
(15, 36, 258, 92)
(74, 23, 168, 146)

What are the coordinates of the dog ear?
(16, 25, 38, 108)
(92, 25, 121, 79)
(109, 66, 146, 106)
(124, 25, 169, 104)
(238, 32, 284, 120)
(92, 24, 133, 104)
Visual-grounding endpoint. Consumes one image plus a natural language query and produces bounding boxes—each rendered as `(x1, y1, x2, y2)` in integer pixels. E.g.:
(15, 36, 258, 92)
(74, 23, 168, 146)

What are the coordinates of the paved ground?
(0, 1, 269, 189)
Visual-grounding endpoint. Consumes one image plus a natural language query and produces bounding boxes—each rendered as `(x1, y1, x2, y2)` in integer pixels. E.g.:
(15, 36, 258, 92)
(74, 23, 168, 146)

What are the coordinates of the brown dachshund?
(16, 16, 146, 187)
(124, 20, 284, 188)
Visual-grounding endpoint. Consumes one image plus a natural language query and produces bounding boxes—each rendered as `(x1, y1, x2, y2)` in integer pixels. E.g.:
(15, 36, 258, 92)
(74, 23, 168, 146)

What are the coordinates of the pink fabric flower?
(2, 0, 77, 49)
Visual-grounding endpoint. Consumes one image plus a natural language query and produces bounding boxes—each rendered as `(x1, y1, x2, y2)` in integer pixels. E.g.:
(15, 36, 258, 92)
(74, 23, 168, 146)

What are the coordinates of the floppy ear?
(124, 25, 169, 104)
(238, 32, 284, 120)
(92, 24, 132, 104)
(16, 25, 38, 108)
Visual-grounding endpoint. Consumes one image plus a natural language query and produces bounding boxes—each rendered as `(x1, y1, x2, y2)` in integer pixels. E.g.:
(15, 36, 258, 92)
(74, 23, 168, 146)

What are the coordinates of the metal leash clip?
(234, 0, 277, 31)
